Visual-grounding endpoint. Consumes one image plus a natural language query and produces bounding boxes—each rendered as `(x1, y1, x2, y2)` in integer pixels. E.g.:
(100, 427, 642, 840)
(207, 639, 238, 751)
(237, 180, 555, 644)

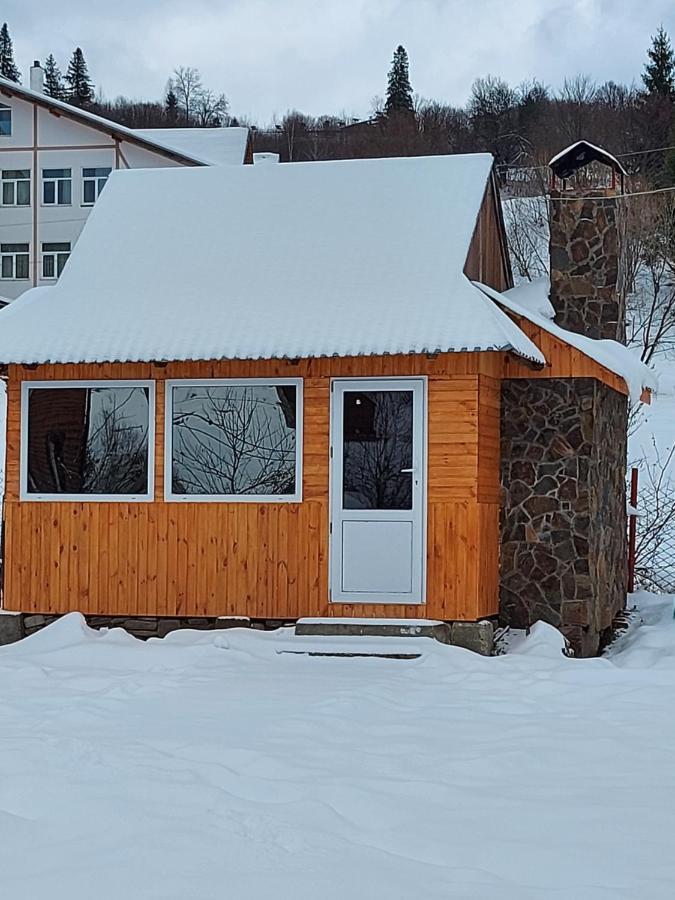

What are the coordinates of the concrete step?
(295, 617, 494, 655)
(295, 618, 452, 643)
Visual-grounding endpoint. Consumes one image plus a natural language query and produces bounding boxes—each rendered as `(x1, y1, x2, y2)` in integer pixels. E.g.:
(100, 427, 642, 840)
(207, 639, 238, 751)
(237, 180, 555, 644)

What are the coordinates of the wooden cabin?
(0, 154, 651, 637)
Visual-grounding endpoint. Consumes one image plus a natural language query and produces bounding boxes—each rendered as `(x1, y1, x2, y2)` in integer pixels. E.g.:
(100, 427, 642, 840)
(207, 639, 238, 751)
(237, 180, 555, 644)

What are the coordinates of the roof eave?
(0, 79, 205, 168)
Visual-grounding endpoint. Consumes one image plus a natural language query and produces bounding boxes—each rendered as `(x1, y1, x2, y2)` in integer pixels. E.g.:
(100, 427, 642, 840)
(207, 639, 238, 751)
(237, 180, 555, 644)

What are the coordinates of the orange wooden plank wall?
(3, 354, 504, 621)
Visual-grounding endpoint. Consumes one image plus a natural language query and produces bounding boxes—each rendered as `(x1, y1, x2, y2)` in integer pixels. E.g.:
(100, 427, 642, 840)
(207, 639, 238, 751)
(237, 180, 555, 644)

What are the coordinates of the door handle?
(400, 468, 414, 474)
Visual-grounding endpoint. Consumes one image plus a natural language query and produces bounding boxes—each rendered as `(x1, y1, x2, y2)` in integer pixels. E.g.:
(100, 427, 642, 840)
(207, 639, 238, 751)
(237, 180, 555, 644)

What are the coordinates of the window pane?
(171, 384, 297, 496)
(43, 181, 55, 204)
(1, 243, 29, 252)
(1, 256, 12, 278)
(42, 242, 70, 253)
(58, 179, 72, 205)
(56, 252, 69, 276)
(16, 180, 29, 205)
(43, 169, 71, 179)
(2, 181, 13, 205)
(83, 179, 95, 204)
(3, 169, 30, 179)
(83, 167, 111, 178)
(342, 390, 413, 510)
(15, 254, 29, 279)
(0, 109, 11, 136)
(26, 386, 151, 495)
(42, 254, 55, 279)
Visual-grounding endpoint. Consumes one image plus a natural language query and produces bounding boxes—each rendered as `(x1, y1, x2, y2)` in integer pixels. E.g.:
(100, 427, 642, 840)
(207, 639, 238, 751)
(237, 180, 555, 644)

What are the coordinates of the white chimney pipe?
(30, 61, 44, 94)
(253, 152, 280, 165)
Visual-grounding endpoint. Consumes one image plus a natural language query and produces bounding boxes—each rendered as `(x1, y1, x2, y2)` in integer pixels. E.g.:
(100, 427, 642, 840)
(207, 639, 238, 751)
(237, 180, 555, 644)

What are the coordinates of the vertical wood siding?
(4, 355, 502, 621)
(2, 341, 626, 622)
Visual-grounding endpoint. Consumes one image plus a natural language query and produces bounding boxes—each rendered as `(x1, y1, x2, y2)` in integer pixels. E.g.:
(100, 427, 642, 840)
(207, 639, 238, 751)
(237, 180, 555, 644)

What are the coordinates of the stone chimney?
(548, 141, 626, 343)
(499, 141, 630, 658)
(30, 60, 44, 94)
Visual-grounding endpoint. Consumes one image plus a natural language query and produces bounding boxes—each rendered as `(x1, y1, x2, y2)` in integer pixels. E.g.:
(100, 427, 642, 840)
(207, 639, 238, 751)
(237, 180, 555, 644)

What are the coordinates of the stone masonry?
(549, 189, 625, 342)
(500, 378, 628, 657)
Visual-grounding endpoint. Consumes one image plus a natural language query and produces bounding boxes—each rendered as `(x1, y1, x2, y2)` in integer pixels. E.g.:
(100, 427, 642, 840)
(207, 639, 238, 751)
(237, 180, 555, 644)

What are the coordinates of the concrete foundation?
(0, 613, 496, 655)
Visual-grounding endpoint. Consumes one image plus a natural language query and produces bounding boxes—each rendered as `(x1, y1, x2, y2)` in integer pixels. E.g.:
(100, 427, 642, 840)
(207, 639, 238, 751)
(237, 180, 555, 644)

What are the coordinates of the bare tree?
(502, 194, 550, 282)
(171, 66, 204, 124)
(194, 88, 229, 127)
(625, 195, 675, 362)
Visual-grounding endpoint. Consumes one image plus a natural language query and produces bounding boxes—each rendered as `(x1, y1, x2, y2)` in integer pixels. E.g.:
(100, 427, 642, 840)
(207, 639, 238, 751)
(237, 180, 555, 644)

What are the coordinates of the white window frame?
(42, 168, 72, 206)
(1, 169, 30, 206)
(0, 103, 11, 137)
(20, 380, 156, 503)
(0, 243, 29, 280)
(81, 166, 111, 206)
(165, 378, 303, 503)
(41, 241, 71, 280)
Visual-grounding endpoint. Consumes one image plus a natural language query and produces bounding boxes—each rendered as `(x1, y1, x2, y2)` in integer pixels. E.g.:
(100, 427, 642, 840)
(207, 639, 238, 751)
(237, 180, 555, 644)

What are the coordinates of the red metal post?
(628, 467, 638, 593)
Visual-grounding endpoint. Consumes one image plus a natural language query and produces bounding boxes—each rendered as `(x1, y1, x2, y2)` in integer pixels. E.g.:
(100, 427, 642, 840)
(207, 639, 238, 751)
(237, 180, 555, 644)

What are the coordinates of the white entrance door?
(330, 378, 426, 604)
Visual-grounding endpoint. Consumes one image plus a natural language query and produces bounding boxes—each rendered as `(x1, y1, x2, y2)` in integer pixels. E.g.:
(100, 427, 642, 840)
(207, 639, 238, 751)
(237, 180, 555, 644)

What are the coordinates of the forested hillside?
(0, 22, 673, 182)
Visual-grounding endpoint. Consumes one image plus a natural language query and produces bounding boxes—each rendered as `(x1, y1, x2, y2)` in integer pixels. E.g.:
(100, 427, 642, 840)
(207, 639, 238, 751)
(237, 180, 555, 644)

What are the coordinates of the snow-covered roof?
(476, 282, 656, 401)
(133, 127, 249, 166)
(0, 77, 217, 167)
(0, 154, 545, 366)
(503, 277, 555, 320)
(549, 141, 628, 178)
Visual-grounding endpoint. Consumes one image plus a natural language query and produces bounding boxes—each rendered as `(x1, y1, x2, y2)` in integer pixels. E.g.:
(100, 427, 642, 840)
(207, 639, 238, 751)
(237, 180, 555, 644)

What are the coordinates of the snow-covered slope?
(1, 593, 675, 900)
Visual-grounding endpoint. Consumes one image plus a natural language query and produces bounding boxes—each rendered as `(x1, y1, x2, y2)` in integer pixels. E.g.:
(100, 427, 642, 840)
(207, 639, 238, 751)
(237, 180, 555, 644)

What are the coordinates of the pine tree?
(0, 23, 20, 83)
(165, 86, 178, 123)
(65, 48, 94, 107)
(43, 54, 65, 99)
(384, 45, 414, 117)
(643, 26, 675, 99)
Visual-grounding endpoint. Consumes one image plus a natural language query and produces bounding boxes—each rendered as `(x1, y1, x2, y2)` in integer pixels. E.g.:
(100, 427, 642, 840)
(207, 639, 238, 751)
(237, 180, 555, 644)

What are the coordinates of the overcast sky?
(7, 1, 675, 122)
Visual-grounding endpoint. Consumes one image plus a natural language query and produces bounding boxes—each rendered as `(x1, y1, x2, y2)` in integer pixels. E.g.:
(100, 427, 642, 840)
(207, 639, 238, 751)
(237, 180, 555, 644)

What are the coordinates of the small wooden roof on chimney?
(548, 140, 627, 179)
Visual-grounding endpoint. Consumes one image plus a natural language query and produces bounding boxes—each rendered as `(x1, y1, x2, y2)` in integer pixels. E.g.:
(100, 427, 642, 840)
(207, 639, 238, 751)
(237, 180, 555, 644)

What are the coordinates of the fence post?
(628, 467, 638, 594)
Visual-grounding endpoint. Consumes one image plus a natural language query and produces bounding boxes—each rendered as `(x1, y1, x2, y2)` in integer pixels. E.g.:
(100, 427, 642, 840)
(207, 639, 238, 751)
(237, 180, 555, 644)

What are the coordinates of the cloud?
(5, 0, 673, 121)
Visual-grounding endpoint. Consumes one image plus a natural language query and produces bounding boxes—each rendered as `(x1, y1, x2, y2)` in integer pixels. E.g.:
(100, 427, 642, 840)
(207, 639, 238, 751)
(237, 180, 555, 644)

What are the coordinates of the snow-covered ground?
(1, 593, 675, 899)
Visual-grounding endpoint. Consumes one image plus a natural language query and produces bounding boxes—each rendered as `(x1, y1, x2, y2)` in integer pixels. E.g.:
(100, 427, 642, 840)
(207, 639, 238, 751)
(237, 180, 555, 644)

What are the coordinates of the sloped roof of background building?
(0, 76, 247, 167)
(0, 153, 545, 366)
(133, 127, 249, 166)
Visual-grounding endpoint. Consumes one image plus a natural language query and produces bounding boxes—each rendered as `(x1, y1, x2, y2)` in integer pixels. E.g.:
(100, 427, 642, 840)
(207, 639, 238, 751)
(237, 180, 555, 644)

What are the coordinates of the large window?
(1, 243, 29, 279)
(166, 379, 302, 501)
(21, 382, 154, 501)
(2, 169, 30, 206)
(0, 103, 11, 136)
(42, 168, 72, 205)
(42, 242, 71, 279)
(82, 167, 111, 205)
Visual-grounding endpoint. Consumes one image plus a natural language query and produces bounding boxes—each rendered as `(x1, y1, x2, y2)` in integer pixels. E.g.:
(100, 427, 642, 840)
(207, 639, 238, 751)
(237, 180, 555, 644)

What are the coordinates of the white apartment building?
(0, 62, 250, 301)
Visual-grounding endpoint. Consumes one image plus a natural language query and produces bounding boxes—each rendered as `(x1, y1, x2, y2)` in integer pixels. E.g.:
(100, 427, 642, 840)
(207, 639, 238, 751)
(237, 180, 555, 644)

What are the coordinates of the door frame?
(328, 376, 428, 605)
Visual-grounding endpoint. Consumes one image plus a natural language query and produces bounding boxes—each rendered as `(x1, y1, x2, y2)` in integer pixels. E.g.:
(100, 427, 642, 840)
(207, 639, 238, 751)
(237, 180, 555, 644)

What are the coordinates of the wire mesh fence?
(632, 473, 675, 594)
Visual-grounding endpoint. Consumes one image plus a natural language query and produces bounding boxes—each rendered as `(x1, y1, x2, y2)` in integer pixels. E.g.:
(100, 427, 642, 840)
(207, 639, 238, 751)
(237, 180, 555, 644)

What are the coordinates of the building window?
(42, 168, 72, 205)
(21, 381, 155, 501)
(166, 379, 302, 501)
(0, 103, 11, 136)
(0, 243, 29, 279)
(82, 167, 111, 205)
(42, 242, 71, 279)
(1, 169, 30, 206)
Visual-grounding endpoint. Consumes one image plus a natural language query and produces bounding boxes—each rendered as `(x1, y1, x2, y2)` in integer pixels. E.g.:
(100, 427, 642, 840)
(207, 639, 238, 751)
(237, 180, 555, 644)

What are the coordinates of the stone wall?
(500, 377, 628, 657)
(549, 189, 625, 342)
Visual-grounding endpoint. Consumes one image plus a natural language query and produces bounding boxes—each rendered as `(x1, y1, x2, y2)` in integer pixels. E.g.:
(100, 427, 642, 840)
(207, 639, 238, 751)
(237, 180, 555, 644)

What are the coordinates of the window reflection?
(26, 386, 150, 495)
(342, 390, 413, 510)
(171, 384, 297, 497)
